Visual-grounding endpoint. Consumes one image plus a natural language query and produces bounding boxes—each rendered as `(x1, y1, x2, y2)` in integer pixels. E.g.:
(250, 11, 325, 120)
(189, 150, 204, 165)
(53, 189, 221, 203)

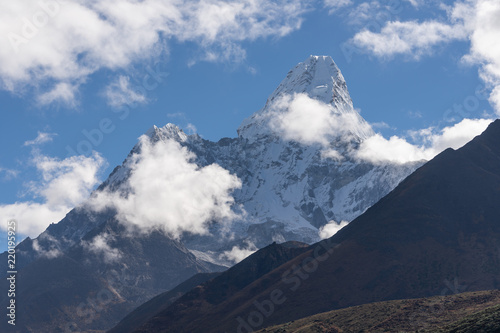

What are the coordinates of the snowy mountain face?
(100, 56, 421, 263)
(20, 56, 421, 268)
(0, 56, 424, 332)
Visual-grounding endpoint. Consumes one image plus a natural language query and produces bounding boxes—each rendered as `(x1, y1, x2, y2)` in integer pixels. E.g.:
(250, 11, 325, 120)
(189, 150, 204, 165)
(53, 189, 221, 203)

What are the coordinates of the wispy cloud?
(36, 82, 79, 108)
(32, 233, 63, 259)
(324, 0, 352, 13)
(24, 131, 57, 146)
(105, 75, 147, 108)
(404, 0, 425, 8)
(83, 234, 123, 264)
(0, 167, 19, 180)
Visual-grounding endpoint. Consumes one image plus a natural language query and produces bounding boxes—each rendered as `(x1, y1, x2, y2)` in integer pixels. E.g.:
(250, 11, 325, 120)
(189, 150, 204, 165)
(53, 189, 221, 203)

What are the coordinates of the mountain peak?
(145, 123, 188, 143)
(266, 55, 351, 107)
(238, 55, 369, 141)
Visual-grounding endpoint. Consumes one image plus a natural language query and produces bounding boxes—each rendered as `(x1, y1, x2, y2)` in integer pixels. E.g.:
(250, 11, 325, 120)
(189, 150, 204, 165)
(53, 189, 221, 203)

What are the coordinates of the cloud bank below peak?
(262, 93, 493, 164)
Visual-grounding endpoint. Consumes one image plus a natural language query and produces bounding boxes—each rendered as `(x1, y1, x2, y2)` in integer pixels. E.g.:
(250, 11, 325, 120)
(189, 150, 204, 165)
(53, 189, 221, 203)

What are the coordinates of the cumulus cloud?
(351, 19, 468, 59)
(24, 131, 57, 146)
(0, 0, 308, 105)
(319, 220, 349, 239)
(461, 0, 500, 115)
(219, 240, 257, 264)
(0, 152, 106, 237)
(355, 118, 492, 164)
(269, 93, 373, 146)
(87, 136, 242, 239)
(105, 75, 147, 108)
(83, 234, 123, 264)
(264, 93, 490, 164)
(347, 0, 500, 115)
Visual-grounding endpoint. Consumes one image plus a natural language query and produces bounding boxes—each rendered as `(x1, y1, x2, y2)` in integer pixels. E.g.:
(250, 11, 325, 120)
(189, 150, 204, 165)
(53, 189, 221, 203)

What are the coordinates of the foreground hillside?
(257, 290, 500, 333)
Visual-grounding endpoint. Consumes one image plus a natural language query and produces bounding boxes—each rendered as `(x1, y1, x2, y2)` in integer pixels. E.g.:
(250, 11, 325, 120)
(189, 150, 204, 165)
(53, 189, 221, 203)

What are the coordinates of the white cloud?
(0, 152, 106, 237)
(461, 0, 500, 115)
(32, 233, 62, 259)
(185, 123, 197, 134)
(356, 133, 433, 164)
(105, 75, 147, 108)
(219, 240, 257, 264)
(166, 113, 197, 134)
(349, 0, 500, 115)
(83, 234, 122, 264)
(0, 0, 308, 106)
(24, 131, 57, 146)
(0, 167, 19, 180)
(404, 0, 424, 8)
(371, 121, 390, 129)
(351, 19, 468, 59)
(87, 136, 242, 239)
(408, 110, 423, 119)
(263, 94, 490, 165)
(345, 1, 383, 26)
(319, 220, 349, 239)
(355, 118, 492, 164)
(321, 149, 344, 161)
(258, 92, 490, 166)
(36, 82, 79, 107)
(0, 202, 71, 238)
(268, 93, 373, 146)
(31, 152, 106, 208)
(324, 0, 352, 13)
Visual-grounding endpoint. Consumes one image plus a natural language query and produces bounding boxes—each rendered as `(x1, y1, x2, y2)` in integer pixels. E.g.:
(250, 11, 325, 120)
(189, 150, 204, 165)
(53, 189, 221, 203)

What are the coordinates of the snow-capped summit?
(268, 55, 351, 106)
(238, 55, 373, 142)
(145, 123, 188, 143)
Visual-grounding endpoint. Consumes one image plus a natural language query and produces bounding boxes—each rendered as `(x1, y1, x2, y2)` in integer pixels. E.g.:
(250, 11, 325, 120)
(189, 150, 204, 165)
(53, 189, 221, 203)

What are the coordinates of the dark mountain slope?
(0, 218, 224, 333)
(135, 119, 500, 332)
(127, 241, 309, 333)
(109, 272, 221, 333)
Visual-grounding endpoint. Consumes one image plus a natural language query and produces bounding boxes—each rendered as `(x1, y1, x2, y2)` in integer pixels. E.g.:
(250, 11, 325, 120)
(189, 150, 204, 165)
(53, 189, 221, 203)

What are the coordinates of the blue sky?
(1, 0, 499, 251)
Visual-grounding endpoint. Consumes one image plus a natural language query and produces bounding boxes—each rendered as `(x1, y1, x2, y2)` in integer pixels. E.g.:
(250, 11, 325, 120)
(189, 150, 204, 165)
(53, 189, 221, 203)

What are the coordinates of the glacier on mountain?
(18, 55, 422, 268)
(97, 55, 421, 265)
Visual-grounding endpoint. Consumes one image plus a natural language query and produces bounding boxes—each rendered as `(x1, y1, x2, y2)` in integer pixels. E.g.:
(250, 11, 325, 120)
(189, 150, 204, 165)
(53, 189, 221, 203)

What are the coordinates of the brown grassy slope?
(257, 290, 500, 333)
